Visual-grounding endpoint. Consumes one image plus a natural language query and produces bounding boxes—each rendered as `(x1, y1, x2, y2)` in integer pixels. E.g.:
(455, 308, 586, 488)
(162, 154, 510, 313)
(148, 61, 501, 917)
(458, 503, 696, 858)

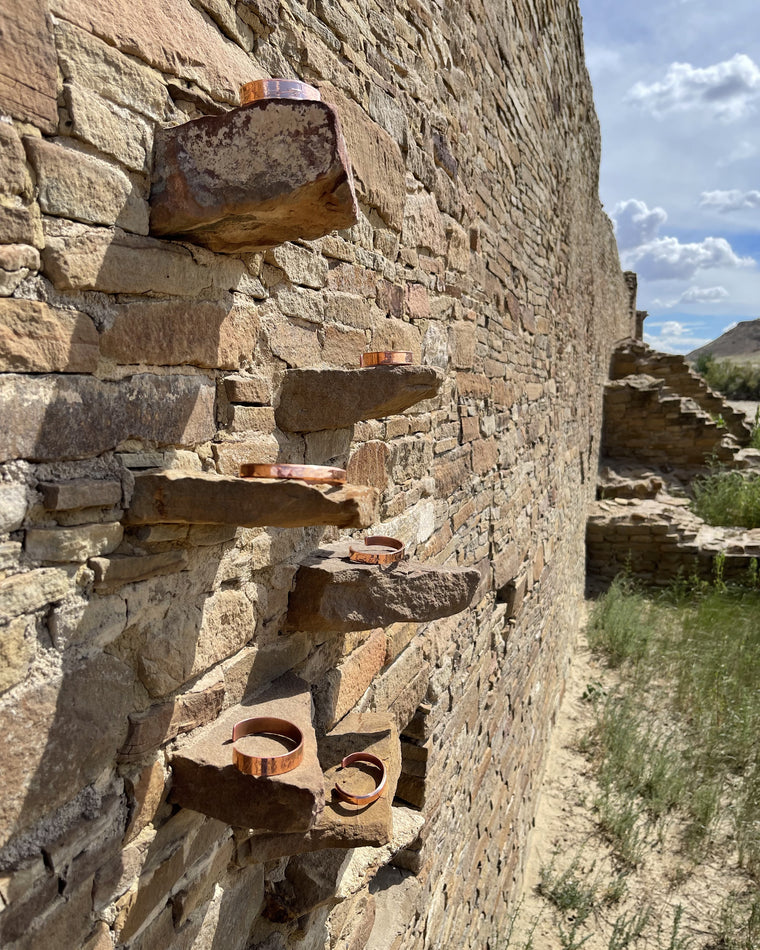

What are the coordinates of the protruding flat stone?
(150, 100, 358, 253)
(124, 470, 379, 529)
(235, 713, 400, 864)
(170, 674, 323, 833)
(275, 366, 443, 432)
(287, 543, 481, 633)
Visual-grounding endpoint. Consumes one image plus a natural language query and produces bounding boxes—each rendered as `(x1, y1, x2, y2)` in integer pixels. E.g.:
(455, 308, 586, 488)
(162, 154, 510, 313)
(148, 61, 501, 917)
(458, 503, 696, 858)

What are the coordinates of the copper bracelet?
(240, 79, 321, 103)
(238, 463, 347, 485)
(348, 536, 406, 565)
(232, 717, 304, 777)
(334, 752, 387, 805)
(359, 351, 413, 367)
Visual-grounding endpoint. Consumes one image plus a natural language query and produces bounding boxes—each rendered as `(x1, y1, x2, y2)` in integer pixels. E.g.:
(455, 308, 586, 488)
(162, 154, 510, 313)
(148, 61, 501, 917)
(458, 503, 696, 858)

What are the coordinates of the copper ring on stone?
(238, 463, 347, 485)
(334, 752, 387, 805)
(359, 351, 413, 367)
(240, 79, 321, 103)
(232, 717, 304, 777)
(348, 536, 406, 565)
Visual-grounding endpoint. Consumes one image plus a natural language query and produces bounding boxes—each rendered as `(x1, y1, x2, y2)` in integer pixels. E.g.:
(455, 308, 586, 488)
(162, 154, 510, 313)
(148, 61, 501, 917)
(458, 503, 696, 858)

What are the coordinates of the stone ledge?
(170, 674, 323, 833)
(150, 99, 358, 253)
(234, 712, 400, 865)
(287, 543, 480, 633)
(275, 366, 443, 432)
(123, 470, 379, 529)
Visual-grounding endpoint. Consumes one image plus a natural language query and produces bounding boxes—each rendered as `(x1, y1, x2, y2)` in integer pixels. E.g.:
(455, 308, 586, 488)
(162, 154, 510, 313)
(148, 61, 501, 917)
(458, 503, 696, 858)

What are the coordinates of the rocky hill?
(688, 318, 760, 362)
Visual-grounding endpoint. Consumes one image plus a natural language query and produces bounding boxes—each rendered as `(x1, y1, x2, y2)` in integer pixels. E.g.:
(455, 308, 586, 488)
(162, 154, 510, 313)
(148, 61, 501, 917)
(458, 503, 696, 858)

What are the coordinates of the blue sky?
(578, 0, 760, 354)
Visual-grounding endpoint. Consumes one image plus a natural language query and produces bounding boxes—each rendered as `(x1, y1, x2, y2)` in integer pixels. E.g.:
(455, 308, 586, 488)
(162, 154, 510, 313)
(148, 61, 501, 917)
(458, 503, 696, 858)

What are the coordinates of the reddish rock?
(150, 100, 358, 253)
(0, 299, 99, 374)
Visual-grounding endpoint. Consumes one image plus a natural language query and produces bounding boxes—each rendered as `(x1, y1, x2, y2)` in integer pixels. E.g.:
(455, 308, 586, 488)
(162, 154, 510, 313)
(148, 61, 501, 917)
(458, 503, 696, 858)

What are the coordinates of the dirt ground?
(508, 618, 756, 950)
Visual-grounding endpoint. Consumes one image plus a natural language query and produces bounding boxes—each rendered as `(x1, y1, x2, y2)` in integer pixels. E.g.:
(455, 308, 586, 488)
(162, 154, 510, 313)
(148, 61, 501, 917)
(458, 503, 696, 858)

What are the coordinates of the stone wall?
(0, 1, 632, 948)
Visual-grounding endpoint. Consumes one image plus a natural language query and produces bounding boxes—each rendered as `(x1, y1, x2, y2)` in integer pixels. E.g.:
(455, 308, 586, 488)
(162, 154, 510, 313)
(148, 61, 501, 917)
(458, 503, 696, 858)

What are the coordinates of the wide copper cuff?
(232, 717, 304, 777)
(359, 351, 413, 367)
(240, 79, 321, 103)
(238, 463, 347, 485)
(348, 536, 405, 565)
(334, 752, 387, 805)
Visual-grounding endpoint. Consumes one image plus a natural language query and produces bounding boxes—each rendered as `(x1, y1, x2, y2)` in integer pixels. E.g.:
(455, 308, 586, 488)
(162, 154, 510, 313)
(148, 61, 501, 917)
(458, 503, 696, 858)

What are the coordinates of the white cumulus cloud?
(627, 53, 760, 121)
(699, 189, 760, 212)
(624, 236, 754, 281)
(652, 286, 730, 308)
(612, 198, 668, 250)
(644, 320, 712, 353)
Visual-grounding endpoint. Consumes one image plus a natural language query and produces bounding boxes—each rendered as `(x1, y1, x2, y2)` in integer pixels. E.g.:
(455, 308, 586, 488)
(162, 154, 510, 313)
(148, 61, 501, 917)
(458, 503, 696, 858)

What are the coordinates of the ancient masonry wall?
(0, 1, 632, 948)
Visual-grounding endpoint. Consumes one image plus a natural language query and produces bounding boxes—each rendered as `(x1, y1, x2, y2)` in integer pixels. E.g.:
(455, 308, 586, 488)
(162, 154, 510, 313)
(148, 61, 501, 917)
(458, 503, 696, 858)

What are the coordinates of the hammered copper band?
(232, 717, 304, 777)
(334, 752, 387, 805)
(359, 351, 413, 367)
(240, 79, 321, 103)
(348, 536, 406, 565)
(238, 463, 347, 485)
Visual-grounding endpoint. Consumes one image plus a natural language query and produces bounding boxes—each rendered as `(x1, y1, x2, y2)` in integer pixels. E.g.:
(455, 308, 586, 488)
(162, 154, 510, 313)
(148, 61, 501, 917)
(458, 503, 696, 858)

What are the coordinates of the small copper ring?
(238, 463, 347, 485)
(240, 79, 321, 103)
(348, 536, 406, 565)
(359, 351, 413, 367)
(232, 717, 304, 776)
(334, 752, 387, 805)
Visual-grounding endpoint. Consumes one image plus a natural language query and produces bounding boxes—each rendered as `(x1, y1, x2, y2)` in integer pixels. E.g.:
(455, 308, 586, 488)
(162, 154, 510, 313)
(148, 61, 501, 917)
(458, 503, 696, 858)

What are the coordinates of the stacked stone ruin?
(0, 1, 633, 949)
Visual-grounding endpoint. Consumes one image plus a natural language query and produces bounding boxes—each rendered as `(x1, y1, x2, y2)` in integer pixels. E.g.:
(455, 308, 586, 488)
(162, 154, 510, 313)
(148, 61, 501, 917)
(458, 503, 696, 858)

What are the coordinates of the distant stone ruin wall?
(0, 1, 631, 949)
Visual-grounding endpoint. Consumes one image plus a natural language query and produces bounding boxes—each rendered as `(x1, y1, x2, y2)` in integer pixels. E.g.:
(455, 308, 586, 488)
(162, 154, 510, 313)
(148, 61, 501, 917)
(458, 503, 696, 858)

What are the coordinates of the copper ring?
(232, 717, 304, 777)
(240, 79, 321, 103)
(334, 752, 387, 805)
(359, 351, 413, 367)
(238, 463, 347, 485)
(348, 536, 406, 565)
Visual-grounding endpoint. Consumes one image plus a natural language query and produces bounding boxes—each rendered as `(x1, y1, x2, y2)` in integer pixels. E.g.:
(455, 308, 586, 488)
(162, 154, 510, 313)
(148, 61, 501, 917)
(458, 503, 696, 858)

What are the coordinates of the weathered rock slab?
(150, 100, 358, 253)
(124, 470, 379, 529)
(170, 674, 323, 833)
(287, 543, 480, 633)
(276, 366, 443, 432)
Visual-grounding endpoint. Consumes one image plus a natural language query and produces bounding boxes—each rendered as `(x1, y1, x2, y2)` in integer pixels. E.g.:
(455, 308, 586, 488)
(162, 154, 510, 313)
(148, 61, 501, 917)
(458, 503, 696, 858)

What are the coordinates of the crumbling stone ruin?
(0, 0, 634, 948)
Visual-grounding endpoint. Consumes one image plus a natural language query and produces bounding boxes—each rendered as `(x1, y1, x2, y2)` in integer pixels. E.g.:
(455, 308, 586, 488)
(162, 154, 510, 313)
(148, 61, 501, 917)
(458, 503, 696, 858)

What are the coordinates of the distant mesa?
(687, 318, 760, 363)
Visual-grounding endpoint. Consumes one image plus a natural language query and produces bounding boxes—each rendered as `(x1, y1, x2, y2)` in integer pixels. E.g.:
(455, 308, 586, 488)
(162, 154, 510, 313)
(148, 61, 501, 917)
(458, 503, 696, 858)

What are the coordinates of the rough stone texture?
(0, 373, 216, 462)
(125, 470, 380, 529)
(287, 543, 481, 633)
(170, 674, 324, 832)
(0, 299, 99, 374)
(150, 100, 359, 253)
(276, 366, 443, 431)
(0, 0, 634, 945)
(25, 522, 123, 563)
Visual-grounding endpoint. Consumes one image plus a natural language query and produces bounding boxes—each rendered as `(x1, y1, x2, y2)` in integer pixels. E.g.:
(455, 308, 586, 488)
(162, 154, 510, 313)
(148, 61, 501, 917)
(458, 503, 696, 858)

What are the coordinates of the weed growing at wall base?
(691, 469, 760, 528)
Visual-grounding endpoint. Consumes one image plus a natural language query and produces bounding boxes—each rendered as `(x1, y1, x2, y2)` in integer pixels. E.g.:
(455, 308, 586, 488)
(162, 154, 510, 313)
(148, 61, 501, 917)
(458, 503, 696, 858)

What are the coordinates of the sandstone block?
(0, 567, 71, 619)
(89, 550, 188, 589)
(264, 314, 321, 367)
(402, 192, 447, 256)
(267, 243, 329, 288)
(346, 441, 393, 490)
(125, 470, 380, 530)
(150, 100, 358, 253)
(322, 325, 368, 367)
(0, 651, 131, 846)
(0, 201, 43, 247)
(0, 124, 29, 198)
(0, 0, 57, 132)
(24, 136, 149, 233)
(50, 0, 259, 102)
(0, 373, 216, 462)
(0, 616, 33, 694)
(314, 627, 387, 730)
(124, 761, 167, 844)
(319, 84, 406, 230)
(276, 366, 443, 432)
(25, 522, 123, 563)
(63, 83, 153, 173)
(0, 299, 99, 374)
(211, 438, 280, 474)
(223, 371, 273, 405)
(39, 478, 122, 511)
(0, 244, 39, 296)
(101, 298, 259, 370)
(170, 674, 324, 832)
(0, 481, 27, 532)
(41, 219, 249, 295)
(287, 542, 481, 633)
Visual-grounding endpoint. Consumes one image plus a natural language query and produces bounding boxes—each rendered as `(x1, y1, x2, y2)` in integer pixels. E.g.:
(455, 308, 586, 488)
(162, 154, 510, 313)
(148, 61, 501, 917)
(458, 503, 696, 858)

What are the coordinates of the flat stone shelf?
(235, 713, 401, 864)
(275, 366, 444, 432)
(170, 674, 323, 833)
(150, 99, 358, 253)
(286, 542, 481, 633)
(123, 470, 379, 529)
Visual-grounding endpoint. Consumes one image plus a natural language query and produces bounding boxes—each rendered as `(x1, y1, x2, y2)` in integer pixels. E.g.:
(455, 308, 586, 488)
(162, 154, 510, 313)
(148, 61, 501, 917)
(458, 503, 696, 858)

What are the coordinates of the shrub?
(691, 470, 760, 528)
